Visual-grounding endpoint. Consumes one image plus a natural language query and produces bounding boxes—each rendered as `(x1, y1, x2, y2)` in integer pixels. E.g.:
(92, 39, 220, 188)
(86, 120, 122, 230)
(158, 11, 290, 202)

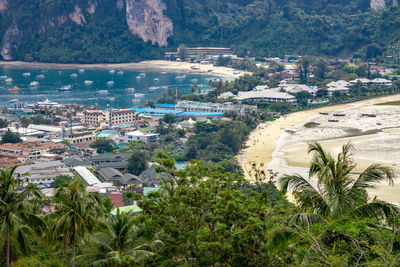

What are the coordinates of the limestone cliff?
(1, 23, 19, 60)
(125, 0, 173, 47)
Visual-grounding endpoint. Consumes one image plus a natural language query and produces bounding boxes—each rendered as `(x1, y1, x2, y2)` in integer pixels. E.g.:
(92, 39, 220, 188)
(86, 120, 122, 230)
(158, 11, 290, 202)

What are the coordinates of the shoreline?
(0, 60, 248, 79)
(239, 93, 400, 203)
(238, 94, 400, 180)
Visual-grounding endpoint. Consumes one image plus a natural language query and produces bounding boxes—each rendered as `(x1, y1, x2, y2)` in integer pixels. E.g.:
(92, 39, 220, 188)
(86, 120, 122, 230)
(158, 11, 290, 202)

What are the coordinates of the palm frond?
(352, 200, 400, 220)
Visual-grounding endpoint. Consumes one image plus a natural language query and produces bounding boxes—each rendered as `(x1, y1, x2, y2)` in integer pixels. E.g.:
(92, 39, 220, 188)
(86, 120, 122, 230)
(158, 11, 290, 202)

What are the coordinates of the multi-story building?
(83, 109, 137, 126)
(64, 128, 96, 144)
(165, 47, 233, 58)
(0, 141, 66, 161)
(175, 100, 257, 115)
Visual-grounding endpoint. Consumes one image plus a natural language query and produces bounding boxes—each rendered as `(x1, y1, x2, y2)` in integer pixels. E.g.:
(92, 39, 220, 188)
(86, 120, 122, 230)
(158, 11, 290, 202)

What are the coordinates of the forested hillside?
(0, 0, 399, 63)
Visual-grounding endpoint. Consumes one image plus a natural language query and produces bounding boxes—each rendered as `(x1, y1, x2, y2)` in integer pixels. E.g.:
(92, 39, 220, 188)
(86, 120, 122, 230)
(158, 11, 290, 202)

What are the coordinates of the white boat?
(132, 99, 141, 103)
(79, 69, 85, 73)
(126, 88, 135, 92)
(148, 86, 160, 92)
(139, 73, 146, 77)
(107, 81, 114, 86)
(22, 72, 31, 77)
(59, 85, 72, 91)
(0, 76, 7, 80)
(134, 93, 145, 98)
(84, 80, 93, 85)
(109, 70, 115, 74)
(98, 90, 109, 94)
(5, 78, 13, 83)
(29, 81, 39, 87)
(191, 78, 198, 83)
(154, 78, 160, 82)
(160, 86, 168, 90)
(36, 74, 45, 79)
(70, 73, 78, 78)
(175, 75, 186, 80)
(117, 71, 124, 75)
(161, 72, 167, 75)
(109, 97, 116, 101)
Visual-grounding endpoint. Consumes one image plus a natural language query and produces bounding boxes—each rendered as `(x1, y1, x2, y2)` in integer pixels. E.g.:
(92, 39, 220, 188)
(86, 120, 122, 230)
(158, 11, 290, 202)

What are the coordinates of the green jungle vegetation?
(1, 0, 400, 62)
(1, 142, 400, 266)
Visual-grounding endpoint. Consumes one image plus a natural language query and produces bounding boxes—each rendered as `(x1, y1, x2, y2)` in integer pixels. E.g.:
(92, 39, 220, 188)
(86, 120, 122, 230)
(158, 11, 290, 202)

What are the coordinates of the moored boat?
(29, 81, 39, 87)
(59, 85, 72, 91)
(9, 86, 19, 92)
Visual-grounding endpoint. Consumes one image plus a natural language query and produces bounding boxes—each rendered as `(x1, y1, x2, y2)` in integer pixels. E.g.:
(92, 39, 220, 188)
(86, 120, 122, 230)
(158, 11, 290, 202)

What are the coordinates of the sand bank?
(0, 60, 248, 79)
(238, 94, 400, 203)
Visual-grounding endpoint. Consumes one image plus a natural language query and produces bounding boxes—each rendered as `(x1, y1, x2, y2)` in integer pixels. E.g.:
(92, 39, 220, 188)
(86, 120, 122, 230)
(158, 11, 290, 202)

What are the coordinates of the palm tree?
(0, 166, 43, 267)
(280, 142, 398, 223)
(51, 179, 102, 267)
(75, 210, 158, 266)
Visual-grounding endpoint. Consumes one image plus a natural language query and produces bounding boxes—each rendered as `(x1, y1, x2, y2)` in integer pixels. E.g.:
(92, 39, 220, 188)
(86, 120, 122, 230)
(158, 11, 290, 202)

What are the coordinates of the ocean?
(0, 68, 215, 108)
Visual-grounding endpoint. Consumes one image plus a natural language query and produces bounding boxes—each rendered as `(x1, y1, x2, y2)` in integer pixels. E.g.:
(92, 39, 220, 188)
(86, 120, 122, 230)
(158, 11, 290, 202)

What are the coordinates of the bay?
(0, 68, 215, 108)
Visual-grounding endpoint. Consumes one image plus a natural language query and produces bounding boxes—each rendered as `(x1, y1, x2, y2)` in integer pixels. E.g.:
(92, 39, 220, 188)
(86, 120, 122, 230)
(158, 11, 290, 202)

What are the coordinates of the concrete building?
(235, 90, 296, 103)
(175, 100, 257, 115)
(83, 109, 137, 126)
(124, 131, 159, 144)
(15, 161, 73, 185)
(349, 78, 392, 87)
(64, 128, 96, 144)
(279, 84, 318, 96)
(326, 80, 351, 96)
(0, 141, 66, 161)
(165, 47, 233, 58)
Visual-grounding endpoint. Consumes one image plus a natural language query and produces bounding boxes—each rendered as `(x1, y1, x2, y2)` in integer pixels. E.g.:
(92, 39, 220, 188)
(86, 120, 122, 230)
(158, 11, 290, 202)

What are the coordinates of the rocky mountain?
(0, 0, 399, 63)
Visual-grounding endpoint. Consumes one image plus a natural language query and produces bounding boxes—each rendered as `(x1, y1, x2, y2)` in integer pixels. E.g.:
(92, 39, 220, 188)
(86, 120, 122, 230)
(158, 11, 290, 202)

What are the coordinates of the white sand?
(0, 60, 249, 79)
(239, 94, 400, 203)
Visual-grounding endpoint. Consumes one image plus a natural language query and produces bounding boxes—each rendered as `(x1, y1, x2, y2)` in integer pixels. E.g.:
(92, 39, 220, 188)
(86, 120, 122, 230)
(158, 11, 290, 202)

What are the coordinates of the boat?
(84, 80, 93, 85)
(153, 78, 160, 82)
(5, 78, 13, 83)
(132, 99, 141, 103)
(29, 81, 39, 87)
(107, 81, 114, 86)
(70, 73, 78, 78)
(148, 86, 160, 92)
(191, 78, 198, 83)
(109, 97, 116, 101)
(175, 75, 186, 80)
(161, 72, 167, 75)
(22, 72, 31, 77)
(134, 93, 145, 98)
(109, 70, 115, 74)
(36, 74, 45, 79)
(9, 86, 19, 92)
(59, 85, 72, 91)
(117, 71, 124, 75)
(160, 86, 168, 90)
(126, 88, 135, 92)
(0, 76, 7, 80)
(139, 73, 146, 77)
(98, 90, 109, 94)
(79, 69, 85, 73)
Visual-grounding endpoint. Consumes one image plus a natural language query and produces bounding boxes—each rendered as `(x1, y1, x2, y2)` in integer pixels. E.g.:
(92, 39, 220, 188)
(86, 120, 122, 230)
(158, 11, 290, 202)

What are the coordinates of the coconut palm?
(0, 166, 43, 267)
(51, 179, 102, 267)
(75, 209, 158, 266)
(280, 142, 398, 223)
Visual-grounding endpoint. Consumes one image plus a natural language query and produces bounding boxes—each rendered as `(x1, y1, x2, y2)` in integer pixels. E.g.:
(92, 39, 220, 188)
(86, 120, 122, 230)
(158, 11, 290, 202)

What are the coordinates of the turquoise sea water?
(0, 68, 214, 108)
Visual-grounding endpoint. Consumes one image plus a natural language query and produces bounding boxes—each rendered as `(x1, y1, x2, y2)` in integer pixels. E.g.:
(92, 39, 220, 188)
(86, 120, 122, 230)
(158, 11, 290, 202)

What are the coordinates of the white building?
(279, 84, 318, 96)
(235, 90, 296, 103)
(326, 80, 351, 96)
(15, 161, 73, 185)
(124, 131, 159, 144)
(83, 109, 137, 126)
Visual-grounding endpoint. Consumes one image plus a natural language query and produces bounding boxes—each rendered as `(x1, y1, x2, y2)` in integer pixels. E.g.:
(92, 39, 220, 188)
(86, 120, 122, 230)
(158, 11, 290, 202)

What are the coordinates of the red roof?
(108, 192, 124, 207)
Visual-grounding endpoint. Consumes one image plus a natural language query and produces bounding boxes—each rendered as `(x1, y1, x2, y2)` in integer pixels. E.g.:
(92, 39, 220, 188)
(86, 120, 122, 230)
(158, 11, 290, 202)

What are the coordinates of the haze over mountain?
(0, 0, 398, 63)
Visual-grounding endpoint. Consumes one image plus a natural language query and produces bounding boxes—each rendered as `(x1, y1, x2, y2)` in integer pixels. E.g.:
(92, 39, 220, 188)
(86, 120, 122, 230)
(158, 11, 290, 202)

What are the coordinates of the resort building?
(235, 90, 296, 103)
(326, 80, 351, 96)
(349, 78, 393, 87)
(89, 153, 131, 171)
(15, 161, 73, 186)
(174, 100, 257, 115)
(83, 109, 137, 126)
(279, 84, 318, 96)
(165, 47, 233, 58)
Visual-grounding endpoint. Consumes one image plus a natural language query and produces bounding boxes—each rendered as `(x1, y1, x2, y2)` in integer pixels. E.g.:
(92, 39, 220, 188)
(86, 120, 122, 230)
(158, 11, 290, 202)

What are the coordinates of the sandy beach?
(238, 94, 400, 203)
(0, 60, 248, 79)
